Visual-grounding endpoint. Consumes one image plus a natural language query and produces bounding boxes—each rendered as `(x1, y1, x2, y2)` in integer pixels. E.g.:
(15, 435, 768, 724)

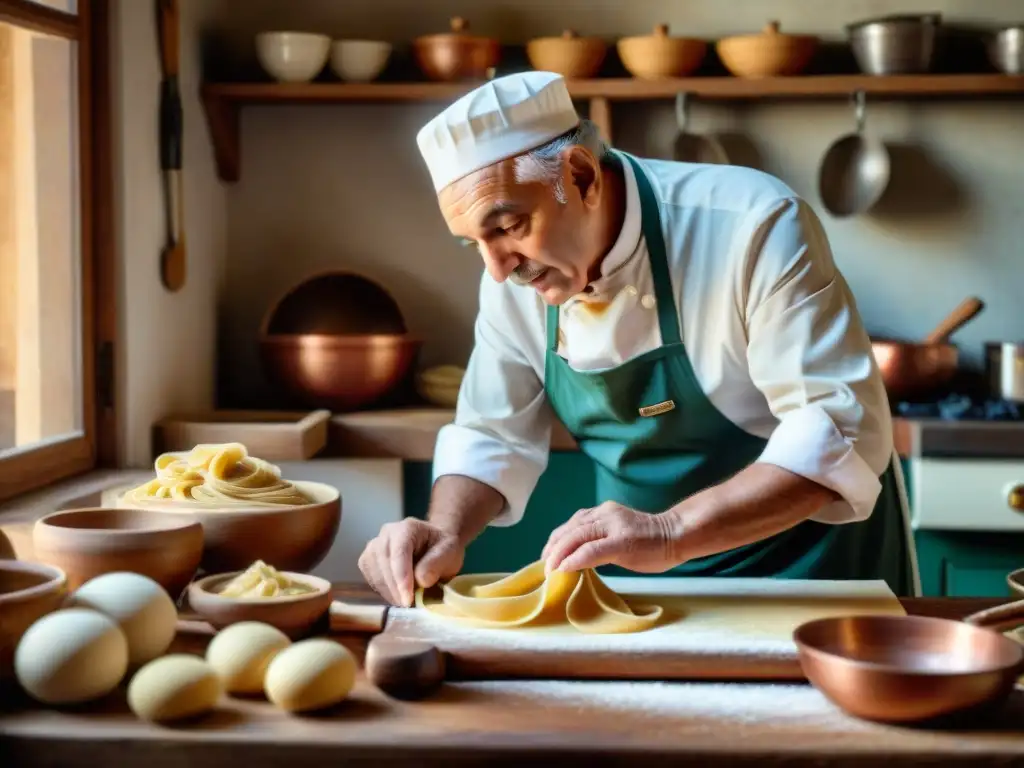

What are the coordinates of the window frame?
(0, 0, 117, 503)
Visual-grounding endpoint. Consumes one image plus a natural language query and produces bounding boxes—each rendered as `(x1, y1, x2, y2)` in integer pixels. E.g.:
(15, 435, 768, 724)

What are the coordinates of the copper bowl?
(0, 560, 67, 684)
(794, 602, 1024, 724)
(260, 333, 421, 411)
(262, 271, 406, 336)
(32, 507, 204, 597)
(413, 16, 499, 82)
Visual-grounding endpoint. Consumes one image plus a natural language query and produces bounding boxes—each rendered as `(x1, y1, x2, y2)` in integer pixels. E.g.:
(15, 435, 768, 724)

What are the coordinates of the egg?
(15, 607, 128, 705)
(127, 654, 222, 723)
(264, 638, 356, 713)
(70, 572, 178, 665)
(206, 622, 291, 694)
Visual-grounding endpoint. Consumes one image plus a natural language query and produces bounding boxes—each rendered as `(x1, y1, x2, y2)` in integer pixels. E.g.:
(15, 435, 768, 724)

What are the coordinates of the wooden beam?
(0, 0, 78, 40)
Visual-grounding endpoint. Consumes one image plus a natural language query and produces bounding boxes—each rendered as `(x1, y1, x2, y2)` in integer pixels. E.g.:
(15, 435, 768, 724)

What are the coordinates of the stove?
(895, 395, 1023, 422)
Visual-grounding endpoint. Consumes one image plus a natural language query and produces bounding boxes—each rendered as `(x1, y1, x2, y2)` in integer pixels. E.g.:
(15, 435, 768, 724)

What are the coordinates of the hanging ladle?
(818, 90, 891, 217)
(672, 92, 729, 165)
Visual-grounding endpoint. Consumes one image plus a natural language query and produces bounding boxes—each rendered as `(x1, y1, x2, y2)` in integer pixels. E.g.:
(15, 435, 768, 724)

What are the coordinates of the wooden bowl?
(188, 571, 331, 639)
(616, 23, 707, 79)
(32, 508, 204, 596)
(716, 21, 818, 78)
(413, 17, 499, 82)
(115, 481, 341, 575)
(0, 560, 67, 684)
(526, 30, 607, 78)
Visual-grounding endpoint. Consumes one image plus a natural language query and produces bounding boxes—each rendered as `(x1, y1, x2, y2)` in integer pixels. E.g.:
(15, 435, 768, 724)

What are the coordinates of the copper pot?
(260, 334, 422, 411)
(871, 296, 983, 403)
(795, 599, 1024, 724)
(413, 17, 500, 82)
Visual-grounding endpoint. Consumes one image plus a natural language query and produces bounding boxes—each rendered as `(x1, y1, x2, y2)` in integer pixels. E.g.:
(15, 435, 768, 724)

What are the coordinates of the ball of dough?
(127, 654, 222, 723)
(206, 622, 290, 694)
(70, 572, 178, 665)
(264, 638, 356, 713)
(15, 607, 129, 705)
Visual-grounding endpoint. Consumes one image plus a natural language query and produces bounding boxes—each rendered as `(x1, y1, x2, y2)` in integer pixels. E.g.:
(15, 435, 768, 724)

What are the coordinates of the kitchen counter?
(327, 409, 919, 459)
(2, 590, 1022, 767)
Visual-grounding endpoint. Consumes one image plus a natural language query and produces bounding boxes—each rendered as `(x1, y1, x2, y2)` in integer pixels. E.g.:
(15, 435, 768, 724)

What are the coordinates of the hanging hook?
(675, 92, 690, 133)
(852, 90, 867, 134)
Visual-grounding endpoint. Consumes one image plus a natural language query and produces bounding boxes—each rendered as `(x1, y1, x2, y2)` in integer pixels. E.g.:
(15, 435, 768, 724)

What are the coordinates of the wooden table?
(2, 590, 1022, 767)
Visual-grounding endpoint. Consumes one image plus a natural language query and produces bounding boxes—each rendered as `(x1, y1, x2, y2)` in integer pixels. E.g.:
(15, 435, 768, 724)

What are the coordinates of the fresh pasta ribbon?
(123, 443, 311, 507)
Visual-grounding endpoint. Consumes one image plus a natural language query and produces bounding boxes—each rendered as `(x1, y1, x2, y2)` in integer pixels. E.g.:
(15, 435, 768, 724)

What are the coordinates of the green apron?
(543, 152, 913, 596)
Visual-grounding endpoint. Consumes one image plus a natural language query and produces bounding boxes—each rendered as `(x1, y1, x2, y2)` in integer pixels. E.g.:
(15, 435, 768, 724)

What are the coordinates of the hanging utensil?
(818, 91, 890, 217)
(672, 93, 728, 165)
(157, 0, 185, 292)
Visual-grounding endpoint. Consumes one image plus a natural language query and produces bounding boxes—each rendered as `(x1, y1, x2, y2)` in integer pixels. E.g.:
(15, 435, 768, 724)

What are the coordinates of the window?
(0, 0, 114, 502)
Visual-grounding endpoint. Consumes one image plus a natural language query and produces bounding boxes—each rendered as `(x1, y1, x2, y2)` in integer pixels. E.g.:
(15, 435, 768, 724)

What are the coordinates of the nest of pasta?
(124, 443, 313, 508)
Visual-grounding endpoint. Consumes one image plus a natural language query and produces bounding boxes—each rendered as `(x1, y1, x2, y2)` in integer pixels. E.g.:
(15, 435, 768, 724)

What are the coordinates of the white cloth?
(416, 71, 579, 192)
(433, 155, 894, 528)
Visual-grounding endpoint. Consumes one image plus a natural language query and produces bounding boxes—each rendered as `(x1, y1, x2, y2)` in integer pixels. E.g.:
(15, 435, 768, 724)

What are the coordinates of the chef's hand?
(358, 519, 465, 608)
(541, 501, 683, 574)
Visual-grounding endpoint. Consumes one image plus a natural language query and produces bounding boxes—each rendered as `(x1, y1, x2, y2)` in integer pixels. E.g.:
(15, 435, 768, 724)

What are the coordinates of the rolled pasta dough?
(415, 560, 662, 634)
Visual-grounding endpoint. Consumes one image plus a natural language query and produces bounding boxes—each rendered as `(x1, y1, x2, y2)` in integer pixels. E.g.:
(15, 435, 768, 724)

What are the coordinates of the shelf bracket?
(200, 90, 240, 183)
(589, 96, 612, 144)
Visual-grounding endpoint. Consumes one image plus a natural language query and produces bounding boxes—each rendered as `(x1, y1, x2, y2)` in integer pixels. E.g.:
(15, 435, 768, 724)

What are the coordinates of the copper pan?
(871, 296, 984, 403)
(794, 599, 1024, 724)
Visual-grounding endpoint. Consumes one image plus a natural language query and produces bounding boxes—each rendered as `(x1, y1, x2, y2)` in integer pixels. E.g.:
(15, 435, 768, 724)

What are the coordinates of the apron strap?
(621, 153, 682, 347)
(546, 302, 559, 352)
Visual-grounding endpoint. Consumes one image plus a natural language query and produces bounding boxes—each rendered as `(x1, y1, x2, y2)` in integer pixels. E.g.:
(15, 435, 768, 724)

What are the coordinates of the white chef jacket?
(433, 154, 894, 529)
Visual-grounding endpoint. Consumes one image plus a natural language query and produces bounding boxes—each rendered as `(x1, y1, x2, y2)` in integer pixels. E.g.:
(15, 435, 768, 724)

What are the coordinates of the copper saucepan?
(794, 599, 1024, 724)
(871, 296, 984, 403)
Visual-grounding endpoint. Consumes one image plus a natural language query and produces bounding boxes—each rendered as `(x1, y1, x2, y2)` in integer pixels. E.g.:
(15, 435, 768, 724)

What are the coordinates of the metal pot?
(985, 342, 1024, 403)
(671, 93, 728, 165)
(818, 91, 890, 218)
(871, 296, 984, 403)
(847, 13, 941, 75)
(989, 25, 1024, 75)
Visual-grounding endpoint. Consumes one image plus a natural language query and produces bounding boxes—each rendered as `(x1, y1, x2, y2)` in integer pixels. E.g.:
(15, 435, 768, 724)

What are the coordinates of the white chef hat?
(416, 71, 580, 193)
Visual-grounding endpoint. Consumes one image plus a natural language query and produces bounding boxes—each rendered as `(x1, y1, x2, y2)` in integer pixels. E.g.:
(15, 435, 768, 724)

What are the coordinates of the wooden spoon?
(923, 296, 984, 345)
(157, 0, 185, 292)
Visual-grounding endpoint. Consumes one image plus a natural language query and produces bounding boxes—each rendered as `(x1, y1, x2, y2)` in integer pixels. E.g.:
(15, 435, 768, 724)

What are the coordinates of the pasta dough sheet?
(395, 576, 907, 681)
(416, 560, 663, 634)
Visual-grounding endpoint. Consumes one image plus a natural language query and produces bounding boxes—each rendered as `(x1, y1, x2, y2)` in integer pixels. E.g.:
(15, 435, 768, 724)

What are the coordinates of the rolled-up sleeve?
(432, 274, 552, 526)
(743, 197, 893, 524)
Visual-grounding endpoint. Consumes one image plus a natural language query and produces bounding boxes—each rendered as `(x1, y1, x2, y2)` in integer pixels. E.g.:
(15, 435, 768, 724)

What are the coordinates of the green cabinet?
(914, 530, 1023, 598)
(404, 451, 596, 573)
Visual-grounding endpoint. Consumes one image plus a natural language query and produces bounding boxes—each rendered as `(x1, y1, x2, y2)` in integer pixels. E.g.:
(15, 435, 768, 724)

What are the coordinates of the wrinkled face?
(438, 146, 605, 306)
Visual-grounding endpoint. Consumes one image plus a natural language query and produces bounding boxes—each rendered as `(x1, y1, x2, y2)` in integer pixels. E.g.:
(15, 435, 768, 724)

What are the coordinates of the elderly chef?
(358, 71, 917, 607)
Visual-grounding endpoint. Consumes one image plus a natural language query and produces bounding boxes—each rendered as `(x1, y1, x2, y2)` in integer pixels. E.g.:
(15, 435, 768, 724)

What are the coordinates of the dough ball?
(206, 622, 290, 694)
(15, 607, 128, 705)
(70, 572, 178, 665)
(128, 654, 221, 723)
(264, 638, 356, 713)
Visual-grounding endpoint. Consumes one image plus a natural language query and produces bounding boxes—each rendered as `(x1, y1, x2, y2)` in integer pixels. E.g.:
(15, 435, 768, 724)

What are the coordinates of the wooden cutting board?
(382, 576, 906, 682)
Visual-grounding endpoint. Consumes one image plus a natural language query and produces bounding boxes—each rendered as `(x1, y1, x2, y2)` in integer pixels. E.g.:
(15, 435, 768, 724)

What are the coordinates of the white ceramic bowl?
(256, 31, 331, 83)
(330, 40, 392, 82)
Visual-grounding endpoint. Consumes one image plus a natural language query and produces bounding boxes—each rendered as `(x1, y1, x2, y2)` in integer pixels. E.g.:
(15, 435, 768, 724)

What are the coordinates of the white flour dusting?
(454, 679, 876, 732)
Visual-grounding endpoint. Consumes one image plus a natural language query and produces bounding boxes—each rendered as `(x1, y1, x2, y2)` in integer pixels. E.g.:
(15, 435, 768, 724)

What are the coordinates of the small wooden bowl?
(413, 17, 499, 82)
(33, 507, 204, 596)
(526, 30, 607, 79)
(0, 560, 67, 684)
(716, 21, 818, 78)
(616, 23, 707, 80)
(113, 480, 341, 575)
(188, 571, 332, 639)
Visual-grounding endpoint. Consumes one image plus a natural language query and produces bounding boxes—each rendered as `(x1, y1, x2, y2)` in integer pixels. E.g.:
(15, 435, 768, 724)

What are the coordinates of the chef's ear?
(564, 145, 601, 207)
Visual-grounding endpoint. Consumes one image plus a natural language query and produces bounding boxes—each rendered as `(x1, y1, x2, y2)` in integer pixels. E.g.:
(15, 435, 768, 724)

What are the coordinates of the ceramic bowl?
(526, 30, 607, 78)
(0, 560, 67, 683)
(188, 570, 331, 638)
(616, 23, 708, 79)
(330, 39, 392, 82)
(32, 507, 204, 597)
(114, 481, 342, 575)
(256, 31, 331, 83)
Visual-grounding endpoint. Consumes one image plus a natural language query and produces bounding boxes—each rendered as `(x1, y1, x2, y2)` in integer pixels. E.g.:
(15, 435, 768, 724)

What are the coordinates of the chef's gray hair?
(514, 118, 611, 204)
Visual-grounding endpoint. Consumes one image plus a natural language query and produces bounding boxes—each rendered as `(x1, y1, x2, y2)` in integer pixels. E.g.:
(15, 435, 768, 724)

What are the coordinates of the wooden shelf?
(200, 74, 1024, 182)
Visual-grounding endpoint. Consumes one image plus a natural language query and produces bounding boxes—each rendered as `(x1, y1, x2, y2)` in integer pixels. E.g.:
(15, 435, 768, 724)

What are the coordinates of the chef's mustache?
(509, 262, 547, 286)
